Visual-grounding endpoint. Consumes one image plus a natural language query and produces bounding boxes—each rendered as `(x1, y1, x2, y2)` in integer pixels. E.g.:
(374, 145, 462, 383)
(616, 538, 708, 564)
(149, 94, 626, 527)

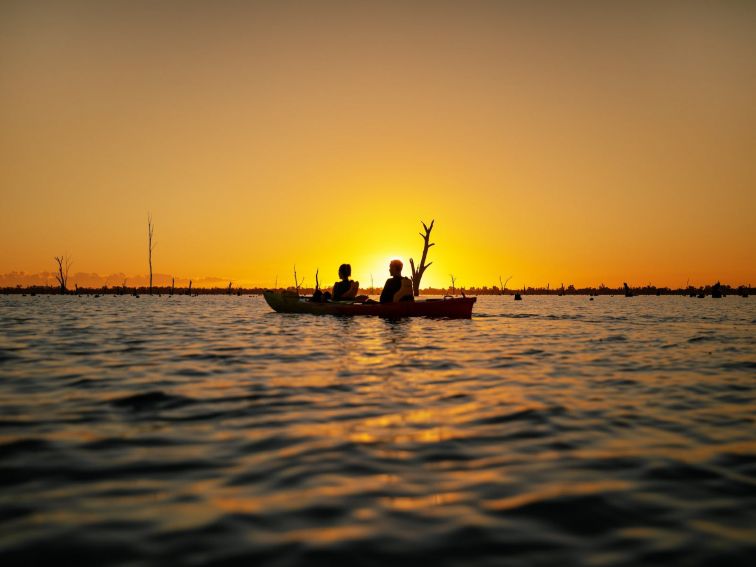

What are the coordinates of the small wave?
(472, 406, 562, 426)
(643, 461, 723, 482)
(721, 361, 756, 370)
(517, 348, 545, 356)
(689, 334, 717, 343)
(0, 350, 21, 363)
(110, 390, 193, 410)
(0, 438, 54, 459)
(505, 313, 539, 319)
(484, 483, 638, 536)
(601, 334, 628, 342)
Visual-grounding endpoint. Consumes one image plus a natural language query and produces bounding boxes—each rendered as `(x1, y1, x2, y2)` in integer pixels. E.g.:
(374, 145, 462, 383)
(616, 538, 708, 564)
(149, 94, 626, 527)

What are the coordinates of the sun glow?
(0, 2, 754, 288)
(351, 254, 411, 294)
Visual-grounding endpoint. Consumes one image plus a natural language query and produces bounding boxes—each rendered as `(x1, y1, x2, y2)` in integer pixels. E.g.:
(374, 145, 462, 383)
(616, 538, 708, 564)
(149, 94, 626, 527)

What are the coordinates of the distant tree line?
(2, 282, 751, 297)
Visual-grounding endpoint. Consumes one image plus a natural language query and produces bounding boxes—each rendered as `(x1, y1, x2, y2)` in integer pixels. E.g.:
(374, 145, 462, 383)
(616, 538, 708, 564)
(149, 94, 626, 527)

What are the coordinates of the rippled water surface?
(1, 295, 755, 566)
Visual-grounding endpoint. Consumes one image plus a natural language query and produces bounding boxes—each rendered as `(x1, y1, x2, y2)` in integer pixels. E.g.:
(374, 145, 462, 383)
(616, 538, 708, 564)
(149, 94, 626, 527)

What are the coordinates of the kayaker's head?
(338, 263, 351, 281)
(389, 259, 403, 277)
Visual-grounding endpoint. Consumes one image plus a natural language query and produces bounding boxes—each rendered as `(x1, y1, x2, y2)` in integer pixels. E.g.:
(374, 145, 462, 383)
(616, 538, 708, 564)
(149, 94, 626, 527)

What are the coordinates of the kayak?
(263, 291, 476, 318)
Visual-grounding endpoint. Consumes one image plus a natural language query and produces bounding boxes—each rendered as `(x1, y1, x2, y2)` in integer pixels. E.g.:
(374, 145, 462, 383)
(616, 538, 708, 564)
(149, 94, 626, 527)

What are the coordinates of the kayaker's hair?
(390, 259, 403, 271)
(338, 264, 351, 278)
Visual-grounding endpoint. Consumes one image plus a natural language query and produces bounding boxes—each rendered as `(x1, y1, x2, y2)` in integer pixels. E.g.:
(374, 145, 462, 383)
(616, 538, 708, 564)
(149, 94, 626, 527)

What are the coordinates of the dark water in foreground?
(0, 295, 754, 566)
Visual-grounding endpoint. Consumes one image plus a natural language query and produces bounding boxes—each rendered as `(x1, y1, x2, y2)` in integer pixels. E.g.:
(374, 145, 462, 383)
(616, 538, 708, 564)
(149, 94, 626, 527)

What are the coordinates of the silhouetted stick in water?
(499, 275, 512, 295)
(228, 281, 232, 295)
(188, 280, 192, 296)
(293, 265, 304, 295)
(171, 277, 174, 296)
(147, 213, 155, 295)
(54, 255, 72, 294)
(410, 219, 435, 297)
(450, 274, 456, 295)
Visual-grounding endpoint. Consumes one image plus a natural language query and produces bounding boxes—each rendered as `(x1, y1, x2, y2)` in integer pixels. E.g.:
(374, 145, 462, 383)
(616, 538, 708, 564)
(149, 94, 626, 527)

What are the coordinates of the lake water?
(1, 294, 754, 566)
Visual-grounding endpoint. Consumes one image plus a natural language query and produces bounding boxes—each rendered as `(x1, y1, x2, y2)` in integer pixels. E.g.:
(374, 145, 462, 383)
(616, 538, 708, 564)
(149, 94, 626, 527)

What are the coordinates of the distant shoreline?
(2, 284, 751, 297)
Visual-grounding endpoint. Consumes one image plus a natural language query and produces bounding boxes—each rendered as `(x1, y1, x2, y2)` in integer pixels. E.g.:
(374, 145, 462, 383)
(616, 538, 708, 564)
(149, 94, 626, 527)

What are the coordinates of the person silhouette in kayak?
(332, 263, 359, 301)
(380, 259, 414, 303)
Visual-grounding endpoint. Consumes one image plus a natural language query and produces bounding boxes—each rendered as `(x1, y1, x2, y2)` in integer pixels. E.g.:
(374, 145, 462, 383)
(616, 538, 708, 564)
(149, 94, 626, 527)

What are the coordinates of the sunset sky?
(1, 0, 754, 289)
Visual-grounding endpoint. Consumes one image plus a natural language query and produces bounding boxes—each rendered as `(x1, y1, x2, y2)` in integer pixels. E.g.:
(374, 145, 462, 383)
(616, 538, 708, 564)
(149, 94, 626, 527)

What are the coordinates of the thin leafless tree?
(54, 255, 72, 294)
(499, 275, 512, 295)
(409, 219, 435, 296)
(293, 265, 304, 295)
(147, 213, 155, 295)
(450, 274, 456, 295)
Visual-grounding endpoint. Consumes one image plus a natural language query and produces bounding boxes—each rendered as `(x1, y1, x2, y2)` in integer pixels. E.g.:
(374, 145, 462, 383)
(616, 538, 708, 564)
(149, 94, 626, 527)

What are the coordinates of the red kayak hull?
(263, 291, 476, 318)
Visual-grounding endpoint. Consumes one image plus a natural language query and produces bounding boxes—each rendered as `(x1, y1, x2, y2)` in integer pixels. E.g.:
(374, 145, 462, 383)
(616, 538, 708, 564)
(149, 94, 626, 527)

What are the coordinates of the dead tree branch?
(499, 275, 512, 295)
(293, 265, 305, 295)
(409, 219, 435, 296)
(54, 255, 72, 294)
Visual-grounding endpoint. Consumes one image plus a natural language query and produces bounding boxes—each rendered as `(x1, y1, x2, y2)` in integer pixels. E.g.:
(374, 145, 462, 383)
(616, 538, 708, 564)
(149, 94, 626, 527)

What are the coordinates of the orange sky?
(1, 0, 754, 289)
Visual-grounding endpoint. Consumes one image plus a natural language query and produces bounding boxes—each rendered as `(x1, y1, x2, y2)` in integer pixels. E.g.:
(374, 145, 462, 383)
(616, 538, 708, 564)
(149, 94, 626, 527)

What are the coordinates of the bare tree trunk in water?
(293, 266, 304, 295)
(147, 213, 155, 295)
(409, 220, 435, 297)
(54, 255, 72, 294)
(499, 275, 512, 296)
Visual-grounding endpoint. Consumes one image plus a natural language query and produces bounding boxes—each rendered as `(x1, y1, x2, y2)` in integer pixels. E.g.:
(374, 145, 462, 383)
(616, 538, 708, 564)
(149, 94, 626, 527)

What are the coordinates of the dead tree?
(315, 269, 320, 291)
(228, 281, 233, 295)
(171, 277, 175, 295)
(499, 275, 512, 295)
(409, 219, 435, 297)
(450, 274, 456, 295)
(54, 255, 72, 294)
(147, 213, 155, 295)
(293, 265, 304, 295)
(188, 280, 192, 295)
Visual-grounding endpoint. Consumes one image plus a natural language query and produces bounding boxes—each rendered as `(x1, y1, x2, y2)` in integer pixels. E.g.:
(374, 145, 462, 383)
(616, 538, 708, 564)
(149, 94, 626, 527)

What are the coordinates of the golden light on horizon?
(1, 1, 754, 288)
